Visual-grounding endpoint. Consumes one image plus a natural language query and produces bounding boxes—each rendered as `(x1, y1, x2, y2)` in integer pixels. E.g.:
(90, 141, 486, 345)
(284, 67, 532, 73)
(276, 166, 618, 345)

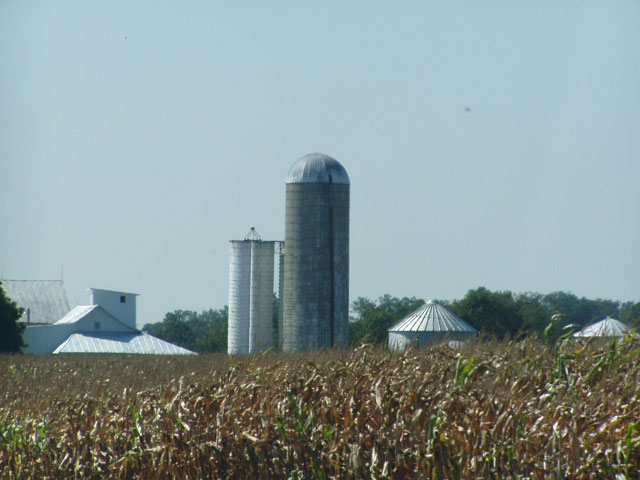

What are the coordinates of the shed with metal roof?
(54, 332, 194, 355)
(22, 288, 194, 355)
(388, 300, 477, 350)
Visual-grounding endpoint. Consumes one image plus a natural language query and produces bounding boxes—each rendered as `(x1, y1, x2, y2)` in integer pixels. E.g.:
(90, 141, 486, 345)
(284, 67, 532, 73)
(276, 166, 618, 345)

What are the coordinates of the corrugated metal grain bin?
(388, 300, 477, 350)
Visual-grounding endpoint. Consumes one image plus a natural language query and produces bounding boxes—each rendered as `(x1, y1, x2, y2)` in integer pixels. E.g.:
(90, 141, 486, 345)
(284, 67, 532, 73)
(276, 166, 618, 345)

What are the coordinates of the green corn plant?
(454, 355, 476, 387)
(543, 312, 579, 388)
(168, 407, 190, 431)
(130, 401, 143, 441)
(625, 419, 640, 464)
(33, 420, 49, 450)
(554, 323, 580, 388)
(0, 411, 25, 451)
(544, 312, 566, 345)
(286, 390, 307, 438)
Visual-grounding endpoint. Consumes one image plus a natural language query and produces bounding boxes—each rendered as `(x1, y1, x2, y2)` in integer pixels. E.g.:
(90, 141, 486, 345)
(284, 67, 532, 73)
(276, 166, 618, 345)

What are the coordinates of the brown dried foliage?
(1, 338, 639, 479)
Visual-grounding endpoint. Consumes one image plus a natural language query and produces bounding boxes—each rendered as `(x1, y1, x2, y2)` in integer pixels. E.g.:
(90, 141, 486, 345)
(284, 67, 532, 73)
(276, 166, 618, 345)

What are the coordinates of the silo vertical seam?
(248, 241, 257, 353)
(328, 177, 335, 347)
(278, 243, 285, 350)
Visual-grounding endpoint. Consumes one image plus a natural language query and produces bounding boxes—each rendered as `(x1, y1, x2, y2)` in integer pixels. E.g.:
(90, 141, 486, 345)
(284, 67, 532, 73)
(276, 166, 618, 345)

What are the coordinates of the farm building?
(573, 316, 633, 339)
(1, 279, 71, 325)
(388, 300, 477, 350)
(6, 283, 194, 355)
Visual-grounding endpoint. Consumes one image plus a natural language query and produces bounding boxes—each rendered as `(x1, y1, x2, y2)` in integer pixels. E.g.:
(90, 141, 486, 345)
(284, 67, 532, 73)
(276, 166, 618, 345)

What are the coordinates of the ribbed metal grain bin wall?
(228, 240, 275, 354)
(278, 246, 285, 350)
(282, 153, 350, 351)
(228, 241, 251, 354)
(388, 331, 413, 350)
(388, 331, 476, 350)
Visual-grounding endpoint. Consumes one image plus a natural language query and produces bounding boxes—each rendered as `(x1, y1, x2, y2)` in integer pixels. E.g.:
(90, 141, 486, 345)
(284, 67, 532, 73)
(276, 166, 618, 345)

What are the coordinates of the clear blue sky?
(2, 1, 639, 326)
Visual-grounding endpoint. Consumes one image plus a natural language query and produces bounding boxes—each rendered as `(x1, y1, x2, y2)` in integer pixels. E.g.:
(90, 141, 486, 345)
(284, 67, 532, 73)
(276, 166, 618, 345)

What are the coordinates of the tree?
(143, 310, 198, 350)
(0, 281, 26, 353)
(349, 295, 424, 346)
(450, 287, 525, 339)
(196, 307, 229, 353)
(194, 319, 228, 353)
(376, 295, 425, 320)
(143, 307, 229, 353)
(540, 292, 619, 328)
(620, 301, 640, 328)
(350, 297, 377, 322)
(514, 292, 548, 335)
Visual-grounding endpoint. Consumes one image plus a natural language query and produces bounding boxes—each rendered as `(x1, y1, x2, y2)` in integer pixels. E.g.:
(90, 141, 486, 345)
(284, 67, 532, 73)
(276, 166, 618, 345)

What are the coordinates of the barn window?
(120, 296, 126, 303)
(95, 321, 101, 330)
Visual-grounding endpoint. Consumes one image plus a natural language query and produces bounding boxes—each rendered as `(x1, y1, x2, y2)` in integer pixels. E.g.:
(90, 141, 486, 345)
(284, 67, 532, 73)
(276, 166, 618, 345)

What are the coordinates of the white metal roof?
(89, 287, 139, 296)
(389, 300, 477, 333)
(54, 305, 99, 324)
(1, 280, 71, 324)
(54, 304, 139, 334)
(286, 153, 350, 184)
(574, 317, 631, 338)
(53, 332, 195, 355)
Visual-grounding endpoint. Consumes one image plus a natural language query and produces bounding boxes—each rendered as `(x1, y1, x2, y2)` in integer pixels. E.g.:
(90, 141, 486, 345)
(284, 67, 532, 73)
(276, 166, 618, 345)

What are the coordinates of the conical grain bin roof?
(389, 300, 477, 333)
(574, 316, 631, 338)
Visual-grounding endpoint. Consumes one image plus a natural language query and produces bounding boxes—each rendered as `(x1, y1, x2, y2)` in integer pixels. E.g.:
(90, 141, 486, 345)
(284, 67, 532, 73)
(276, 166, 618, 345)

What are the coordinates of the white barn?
(388, 300, 477, 350)
(22, 287, 193, 355)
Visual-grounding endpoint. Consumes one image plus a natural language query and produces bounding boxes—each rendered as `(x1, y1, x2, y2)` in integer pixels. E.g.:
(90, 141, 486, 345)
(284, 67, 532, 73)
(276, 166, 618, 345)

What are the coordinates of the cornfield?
(1, 337, 639, 479)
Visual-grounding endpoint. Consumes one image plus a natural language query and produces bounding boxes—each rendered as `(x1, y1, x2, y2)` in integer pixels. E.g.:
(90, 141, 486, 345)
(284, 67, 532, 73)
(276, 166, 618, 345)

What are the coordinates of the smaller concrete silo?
(227, 228, 277, 354)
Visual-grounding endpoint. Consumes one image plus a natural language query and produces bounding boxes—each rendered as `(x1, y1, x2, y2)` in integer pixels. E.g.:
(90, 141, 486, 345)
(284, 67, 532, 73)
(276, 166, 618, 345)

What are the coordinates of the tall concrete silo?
(228, 228, 276, 354)
(282, 153, 350, 351)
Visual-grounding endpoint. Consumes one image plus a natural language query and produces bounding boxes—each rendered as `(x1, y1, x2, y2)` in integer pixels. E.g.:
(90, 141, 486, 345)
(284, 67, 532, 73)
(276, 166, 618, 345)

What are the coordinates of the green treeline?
(142, 307, 228, 353)
(350, 289, 640, 347)
(142, 288, 640, 353)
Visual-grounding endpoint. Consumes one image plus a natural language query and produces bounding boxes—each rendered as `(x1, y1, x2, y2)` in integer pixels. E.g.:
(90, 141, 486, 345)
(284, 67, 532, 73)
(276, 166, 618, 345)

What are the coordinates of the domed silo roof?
(286, 153, 350, 184)
(573, 316, 631, 338)
(389, 300, 477, 334)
